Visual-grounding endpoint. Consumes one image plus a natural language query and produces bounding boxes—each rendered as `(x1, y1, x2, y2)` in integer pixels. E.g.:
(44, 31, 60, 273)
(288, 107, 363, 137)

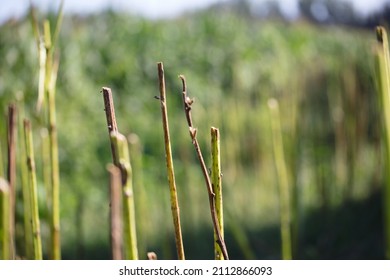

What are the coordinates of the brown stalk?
(102, 87, 119, 165)
(179, 75, 229, 260)
(7, 104, 17, 259)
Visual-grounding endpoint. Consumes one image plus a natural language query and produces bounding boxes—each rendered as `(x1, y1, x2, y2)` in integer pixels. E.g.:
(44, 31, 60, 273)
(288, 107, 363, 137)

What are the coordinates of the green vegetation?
(0, 6, 386, 259)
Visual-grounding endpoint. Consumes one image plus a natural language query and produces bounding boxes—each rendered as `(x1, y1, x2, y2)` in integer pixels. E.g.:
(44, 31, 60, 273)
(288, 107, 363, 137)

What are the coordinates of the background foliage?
(0, 5, 386, 259)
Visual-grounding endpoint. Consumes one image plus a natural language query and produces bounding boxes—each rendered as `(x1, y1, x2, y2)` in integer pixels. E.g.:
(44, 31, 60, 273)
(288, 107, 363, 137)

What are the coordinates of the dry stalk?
(102, 87, 119, 164)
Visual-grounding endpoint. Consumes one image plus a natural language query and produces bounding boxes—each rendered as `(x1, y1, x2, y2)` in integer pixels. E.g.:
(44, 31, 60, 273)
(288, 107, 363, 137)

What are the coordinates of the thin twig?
(179, 75, 229, 260)
(157, 62, 185, 260)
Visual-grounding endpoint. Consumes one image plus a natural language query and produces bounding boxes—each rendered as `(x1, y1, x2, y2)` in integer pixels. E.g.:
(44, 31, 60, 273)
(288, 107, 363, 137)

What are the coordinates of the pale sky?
(0, 0, 389, 24)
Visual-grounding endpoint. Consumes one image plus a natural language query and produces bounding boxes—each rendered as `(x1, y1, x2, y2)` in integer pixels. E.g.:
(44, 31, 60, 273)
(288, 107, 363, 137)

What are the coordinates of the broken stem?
(110, 132, 138, 260)
(101, 87, 138, 260)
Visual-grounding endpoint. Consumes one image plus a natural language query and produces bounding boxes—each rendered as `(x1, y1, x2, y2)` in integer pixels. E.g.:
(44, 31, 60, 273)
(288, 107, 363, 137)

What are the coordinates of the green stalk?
(0, 178, 10, 259)
(18, 104, 33, 259)
(23, 119, 42, 260)
(268, 98, 292, 260)
(157, 62, 185, 260)
(110, 132, 138, 260)
(41, 129, 51, 215)
(41, 128, 52, 259)
(107, 164, 123, 260)
(36, 39, 47, 113)
(179, 75, 229, 260)
(375, 26, 390, 260)
(30, 1, 63, 259)
(45, 26, 61, 259)
(211, 127, 224, 260)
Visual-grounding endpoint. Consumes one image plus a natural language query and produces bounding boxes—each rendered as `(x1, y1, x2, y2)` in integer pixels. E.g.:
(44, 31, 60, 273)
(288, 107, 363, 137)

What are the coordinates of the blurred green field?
(0, 7, 386, 259)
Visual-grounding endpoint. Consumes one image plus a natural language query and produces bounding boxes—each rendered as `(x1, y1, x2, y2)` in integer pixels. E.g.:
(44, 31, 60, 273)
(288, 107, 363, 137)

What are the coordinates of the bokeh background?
(1, 0, 390, 259)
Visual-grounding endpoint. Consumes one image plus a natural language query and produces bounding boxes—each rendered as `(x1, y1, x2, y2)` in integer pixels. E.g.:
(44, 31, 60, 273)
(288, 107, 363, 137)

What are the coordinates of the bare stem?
(107, 164, 123, 260)
(110, 132, 138, 260)
(47, 49, 61, 260)
(23, 119, 43, 260)
(101, 88, 138, 260)
(211, 127, 224, 260)
(18, 106, 33, 259)
(101, 87, 119, 164)
(157, 62, 185, 260)
(0, 140, 4, 178)
(179, 75, 229, 260)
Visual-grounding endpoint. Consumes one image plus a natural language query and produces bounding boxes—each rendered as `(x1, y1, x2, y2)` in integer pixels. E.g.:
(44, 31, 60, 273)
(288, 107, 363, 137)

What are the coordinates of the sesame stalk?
(23, 119, 42, 260)
(101, 87, 138, 260)
(18, 103, 33, 259)
(110, 132, 138, 260)
(107, 164, 123, 260)
(157, 62, 185, 260)
(179, 75, 229, 260)
(211, 127, 224, 260)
